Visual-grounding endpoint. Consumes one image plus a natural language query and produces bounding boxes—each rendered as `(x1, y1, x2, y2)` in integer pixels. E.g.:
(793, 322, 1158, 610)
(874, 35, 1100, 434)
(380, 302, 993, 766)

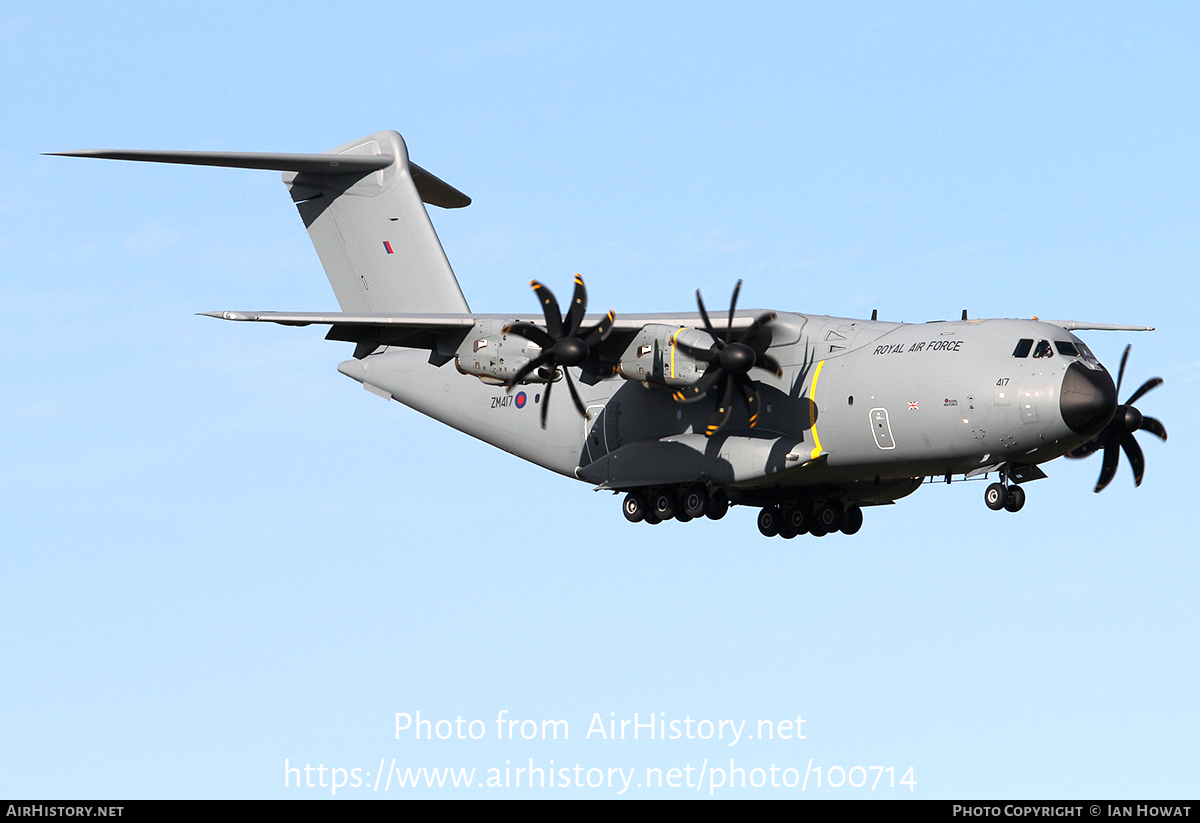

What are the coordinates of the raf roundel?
(515, 391, 527, 409)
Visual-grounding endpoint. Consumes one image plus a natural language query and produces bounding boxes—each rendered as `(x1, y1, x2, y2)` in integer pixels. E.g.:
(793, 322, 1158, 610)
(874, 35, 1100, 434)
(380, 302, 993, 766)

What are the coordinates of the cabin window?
(1012, 339, 1034, 358)
(1055, 341, 1080, 357)
(1033, 340, 1054, 359)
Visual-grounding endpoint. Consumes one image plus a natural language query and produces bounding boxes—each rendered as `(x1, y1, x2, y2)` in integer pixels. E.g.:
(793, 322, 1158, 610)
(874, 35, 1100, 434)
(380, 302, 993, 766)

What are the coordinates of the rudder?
(284, 130, 471, 314)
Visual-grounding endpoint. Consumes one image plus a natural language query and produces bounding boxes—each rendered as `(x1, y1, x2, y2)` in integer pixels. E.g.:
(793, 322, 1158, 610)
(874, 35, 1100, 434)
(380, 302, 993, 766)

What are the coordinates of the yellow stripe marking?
(669, 327, 685, 380)
(809, 360, 826, 460)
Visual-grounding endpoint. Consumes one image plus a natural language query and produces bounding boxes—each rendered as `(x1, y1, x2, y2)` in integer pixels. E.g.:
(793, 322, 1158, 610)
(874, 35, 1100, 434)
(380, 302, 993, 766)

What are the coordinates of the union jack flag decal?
(908, 401, 919, 410)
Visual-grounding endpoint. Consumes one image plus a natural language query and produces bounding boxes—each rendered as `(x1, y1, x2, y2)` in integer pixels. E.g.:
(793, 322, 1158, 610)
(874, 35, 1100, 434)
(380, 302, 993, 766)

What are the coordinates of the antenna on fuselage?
(871, 309, 878, 321)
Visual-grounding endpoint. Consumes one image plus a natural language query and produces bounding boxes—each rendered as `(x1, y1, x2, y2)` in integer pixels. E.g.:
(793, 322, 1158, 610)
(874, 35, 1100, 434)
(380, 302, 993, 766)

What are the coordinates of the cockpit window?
(1055, 341, 1080, 357)
(1033, 340, 1054, 358)
(1075, 340, 1096, 360)
(1012, 339, 1034, 358)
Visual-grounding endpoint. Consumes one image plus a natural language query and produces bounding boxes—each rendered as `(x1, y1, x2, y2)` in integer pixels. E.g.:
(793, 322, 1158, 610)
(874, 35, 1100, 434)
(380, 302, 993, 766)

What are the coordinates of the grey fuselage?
(338, 312, 1112, 506)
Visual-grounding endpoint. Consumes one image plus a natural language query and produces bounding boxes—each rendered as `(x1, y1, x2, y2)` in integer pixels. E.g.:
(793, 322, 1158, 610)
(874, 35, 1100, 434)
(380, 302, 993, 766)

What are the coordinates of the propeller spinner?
(672, 279, 782, 436)
(1065, 344, 1167, 492)
(503, 275, 615, 429)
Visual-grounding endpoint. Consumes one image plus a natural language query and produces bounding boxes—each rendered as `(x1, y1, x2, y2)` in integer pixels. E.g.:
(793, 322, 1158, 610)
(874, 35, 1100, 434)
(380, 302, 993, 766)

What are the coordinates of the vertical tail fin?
(48, 130, 472, 314)
(284, 130, 471, 314)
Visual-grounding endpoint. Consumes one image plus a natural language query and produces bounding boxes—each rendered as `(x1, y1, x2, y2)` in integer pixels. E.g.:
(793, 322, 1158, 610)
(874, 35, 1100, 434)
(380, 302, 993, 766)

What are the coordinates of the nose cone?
(1060, 362, 1117, 437)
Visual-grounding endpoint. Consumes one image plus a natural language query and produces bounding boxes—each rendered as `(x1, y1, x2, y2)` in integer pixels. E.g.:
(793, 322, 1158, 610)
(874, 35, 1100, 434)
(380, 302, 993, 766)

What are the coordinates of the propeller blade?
(727, 279, 742, 341)
(735, 375, 761, 428)
(705, 375, 737, 436)
(1115, 344, 1130, 396)
(504, 321, 555, 350)
(675, 340, 719, 363)
(737, 311, 777, 346)
(563, 370, 588, 417)
(540, 378, 553, 429)
(755, 352, 783, 379)
(1120, 432, 1145, 486)
(1094, 440, 1121, 493)
(564, 274, 588, 337)
(530, 280, 563, 338)
(672, 363, 723, 403)
(1140, 416, 1168, 441)
(580, 310, 616, 347)
(507, 350, 554, 389)
(1125, 376, 1163, 407)
(695, 289, 719, 340)
(1066, 437, 1104, 459)
(581, 361, 618, 379)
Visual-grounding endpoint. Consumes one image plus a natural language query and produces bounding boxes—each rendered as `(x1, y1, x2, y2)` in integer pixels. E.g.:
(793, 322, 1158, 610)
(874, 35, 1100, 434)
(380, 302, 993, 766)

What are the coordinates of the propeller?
(503, 275, 615, 429)
(671, 279, 782, 436)
(1066, 344, 1167, 492)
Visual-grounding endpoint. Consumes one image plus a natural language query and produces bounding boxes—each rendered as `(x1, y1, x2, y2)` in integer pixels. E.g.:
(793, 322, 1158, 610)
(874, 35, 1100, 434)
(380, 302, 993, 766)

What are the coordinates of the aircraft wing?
(201, 309, 782, 358)
(200, 310, 770, 331)
(1035, 320, 1154, 331)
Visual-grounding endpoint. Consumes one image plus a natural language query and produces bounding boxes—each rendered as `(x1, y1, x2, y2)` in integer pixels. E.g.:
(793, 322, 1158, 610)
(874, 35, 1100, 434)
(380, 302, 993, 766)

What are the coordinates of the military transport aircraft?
(50, 130, 1168, 538)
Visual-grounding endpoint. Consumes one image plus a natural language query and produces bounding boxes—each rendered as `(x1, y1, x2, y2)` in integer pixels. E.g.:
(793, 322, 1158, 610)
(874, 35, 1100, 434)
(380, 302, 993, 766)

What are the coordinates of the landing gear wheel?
(1003, 484, 1025, 512)
(705, 492, 730, 520)
(809, 522, 828, 537)
(841, 505, 863, 535)
(622, 492, 648, 523)
(651, 490, 676, 521)
(681, 488, 707, 519)
(785, 505, 810, 535)
(757, 506, 781, 537)
(815, 502, 845, 533)
(675, 510, 693, 523)
(985, 483, 1008, 511)
(779, 524, 797, 539)
(644, 509, 662, 525)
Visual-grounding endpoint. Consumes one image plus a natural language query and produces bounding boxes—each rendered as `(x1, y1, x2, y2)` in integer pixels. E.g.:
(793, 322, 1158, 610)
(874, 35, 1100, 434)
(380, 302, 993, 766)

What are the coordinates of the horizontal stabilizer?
(45, 149, 393, 174)
(45, 148, 469, 208)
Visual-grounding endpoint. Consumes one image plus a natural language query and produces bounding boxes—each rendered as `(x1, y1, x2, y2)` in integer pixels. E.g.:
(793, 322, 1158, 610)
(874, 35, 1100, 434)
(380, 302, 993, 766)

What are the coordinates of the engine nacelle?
(616, 324, 715, 388)
(454, 320, 553, 385)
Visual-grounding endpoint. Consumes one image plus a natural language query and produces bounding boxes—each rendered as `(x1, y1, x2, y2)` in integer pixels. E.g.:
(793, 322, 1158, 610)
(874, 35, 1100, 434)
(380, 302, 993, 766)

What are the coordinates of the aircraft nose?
(1059, 361, 1117, 437)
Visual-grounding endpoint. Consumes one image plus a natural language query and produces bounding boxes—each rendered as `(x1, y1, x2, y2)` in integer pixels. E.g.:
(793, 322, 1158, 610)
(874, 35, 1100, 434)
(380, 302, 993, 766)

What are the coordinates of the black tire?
(816, 502, 845, 533)
(785, 504, 810, 535)
(757, 506, 781, 537)
(1003, 484, 1026, 512)
(644, 509, 662, 525)
(985, 482, 1008, 511)
(651, 489, 676, 521)
(705, 492, 730, 520)
(622, 492, 648, 523)
(810, 522, 828, 537)
(779, 524, 797, 539)
(841, 505, 864, 535)
(675, 510, 693, 523)
(681, 488, 707, 519)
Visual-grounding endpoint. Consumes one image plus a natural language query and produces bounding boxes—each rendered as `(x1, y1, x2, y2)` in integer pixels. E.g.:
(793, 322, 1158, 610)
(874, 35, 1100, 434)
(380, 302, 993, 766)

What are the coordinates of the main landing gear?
(984, 482, 1025, 513)
(622, 488, 729, 525)
(757, 501, 863, 539)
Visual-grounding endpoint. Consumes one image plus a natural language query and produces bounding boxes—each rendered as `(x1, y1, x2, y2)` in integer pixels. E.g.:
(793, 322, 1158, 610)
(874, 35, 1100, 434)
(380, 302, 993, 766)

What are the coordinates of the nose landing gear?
(984, 481, 1025, 513)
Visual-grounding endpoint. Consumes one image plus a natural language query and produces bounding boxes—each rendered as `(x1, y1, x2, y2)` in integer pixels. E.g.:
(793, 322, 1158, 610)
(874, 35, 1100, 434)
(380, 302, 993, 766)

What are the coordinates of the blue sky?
(2, 2, 1197, 798)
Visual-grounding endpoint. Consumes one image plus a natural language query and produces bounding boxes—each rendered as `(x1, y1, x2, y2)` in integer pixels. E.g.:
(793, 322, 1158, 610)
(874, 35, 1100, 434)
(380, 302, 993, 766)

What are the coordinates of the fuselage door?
(584, 403, 611, 464)
(870, 407, 896, 449)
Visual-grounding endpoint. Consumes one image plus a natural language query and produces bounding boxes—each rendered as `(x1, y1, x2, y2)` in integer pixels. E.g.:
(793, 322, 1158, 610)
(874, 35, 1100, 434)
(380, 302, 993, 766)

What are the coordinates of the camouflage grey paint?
(335, 312, 1109, 499)
(51, 130, 1136, 512)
